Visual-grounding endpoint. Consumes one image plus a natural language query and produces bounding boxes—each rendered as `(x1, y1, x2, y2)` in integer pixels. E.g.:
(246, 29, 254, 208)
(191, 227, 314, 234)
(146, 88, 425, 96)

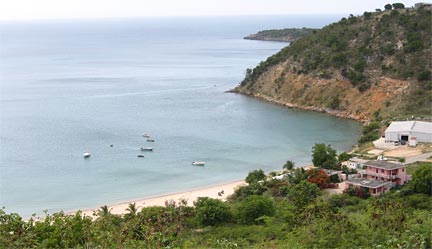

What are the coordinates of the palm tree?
(283, 160, 295, 171)
(98, 205, 111, 217)
(126, 202, 138, 217)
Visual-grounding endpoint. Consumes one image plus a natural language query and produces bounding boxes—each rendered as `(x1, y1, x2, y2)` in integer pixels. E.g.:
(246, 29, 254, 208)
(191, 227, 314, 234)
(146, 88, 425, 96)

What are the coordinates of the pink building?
(346, 160, 407, 196)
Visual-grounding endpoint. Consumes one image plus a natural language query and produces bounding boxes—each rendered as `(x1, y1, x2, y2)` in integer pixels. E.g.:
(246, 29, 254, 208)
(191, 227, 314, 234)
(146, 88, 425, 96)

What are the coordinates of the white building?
(348, 157, 369, 169)
(385, 121, 432, 143)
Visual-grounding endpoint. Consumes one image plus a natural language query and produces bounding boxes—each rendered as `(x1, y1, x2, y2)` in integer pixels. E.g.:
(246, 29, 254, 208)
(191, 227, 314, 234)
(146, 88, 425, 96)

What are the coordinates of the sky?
(0, 0, 421, 20)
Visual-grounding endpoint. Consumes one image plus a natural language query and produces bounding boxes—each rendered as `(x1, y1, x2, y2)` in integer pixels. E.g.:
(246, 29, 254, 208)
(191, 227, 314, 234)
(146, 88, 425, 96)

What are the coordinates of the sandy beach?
(67, 180, 245, 218)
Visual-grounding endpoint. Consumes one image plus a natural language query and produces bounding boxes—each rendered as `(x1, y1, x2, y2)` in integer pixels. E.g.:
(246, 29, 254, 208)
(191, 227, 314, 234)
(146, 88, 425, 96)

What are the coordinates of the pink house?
(346, 160, 407, 196)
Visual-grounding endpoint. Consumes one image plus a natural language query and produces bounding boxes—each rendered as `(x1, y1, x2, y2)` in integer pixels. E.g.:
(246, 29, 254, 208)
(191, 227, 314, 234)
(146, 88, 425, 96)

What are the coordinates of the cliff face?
(234, 8, 432, 122)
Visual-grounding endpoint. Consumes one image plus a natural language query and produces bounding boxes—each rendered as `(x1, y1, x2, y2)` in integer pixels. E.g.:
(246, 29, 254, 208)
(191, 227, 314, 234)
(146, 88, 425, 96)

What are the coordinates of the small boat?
(140, 147, 153, 151)
(83, 152, 91, 158)
(146, 139, 155, 142)
(192, 161, 205, 166)
(137, 154, 145, 158)
(142, 133, 150, 138)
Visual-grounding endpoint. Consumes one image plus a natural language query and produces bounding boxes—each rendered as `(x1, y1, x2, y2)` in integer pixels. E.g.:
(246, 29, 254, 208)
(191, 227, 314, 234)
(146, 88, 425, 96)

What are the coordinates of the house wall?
(366, 166, 407, 186)
(410, 131, 432, 143)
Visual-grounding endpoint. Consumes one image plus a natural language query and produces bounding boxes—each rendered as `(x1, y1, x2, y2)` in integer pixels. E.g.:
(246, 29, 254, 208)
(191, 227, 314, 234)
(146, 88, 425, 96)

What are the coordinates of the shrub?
(194, 197, 232, 226)
(245, 169, 266, 184)
(236, 195, 275, 224)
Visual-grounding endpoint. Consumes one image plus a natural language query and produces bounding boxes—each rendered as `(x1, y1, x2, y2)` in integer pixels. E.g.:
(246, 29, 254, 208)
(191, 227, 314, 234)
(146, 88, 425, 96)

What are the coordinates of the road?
(406, 152, 432, 164)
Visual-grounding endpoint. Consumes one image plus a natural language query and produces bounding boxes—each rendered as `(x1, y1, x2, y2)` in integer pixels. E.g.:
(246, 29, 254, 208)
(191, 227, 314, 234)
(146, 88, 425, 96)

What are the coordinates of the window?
(376, 169, 378, 173)
(381, 169, 385, 173)
(402, 168, 404, 172)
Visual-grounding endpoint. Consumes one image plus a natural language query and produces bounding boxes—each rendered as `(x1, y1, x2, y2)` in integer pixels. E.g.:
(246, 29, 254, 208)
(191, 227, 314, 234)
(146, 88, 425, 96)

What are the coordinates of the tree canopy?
(312, 143, 338, 169)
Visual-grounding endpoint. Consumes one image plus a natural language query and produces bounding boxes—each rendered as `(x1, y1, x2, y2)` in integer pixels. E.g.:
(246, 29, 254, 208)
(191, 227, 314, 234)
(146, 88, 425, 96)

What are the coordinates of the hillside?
(234, 7, 432, 121)
(244, 28, 317, 42)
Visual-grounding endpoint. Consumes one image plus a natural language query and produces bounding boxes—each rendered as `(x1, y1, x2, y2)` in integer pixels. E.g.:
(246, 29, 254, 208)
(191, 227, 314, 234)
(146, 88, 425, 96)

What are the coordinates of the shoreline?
(65, 165, 314, 218)
(64, 179, 246, 218)
(228, 89, 368, 123)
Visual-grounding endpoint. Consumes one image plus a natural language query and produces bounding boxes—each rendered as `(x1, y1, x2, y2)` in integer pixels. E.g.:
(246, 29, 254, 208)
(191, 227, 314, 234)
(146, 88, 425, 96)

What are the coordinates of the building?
(415, 2, 432, 9)
(348, 157, 369, 170)
(385, 121, 432, 143)
(345, 160, 407, 196)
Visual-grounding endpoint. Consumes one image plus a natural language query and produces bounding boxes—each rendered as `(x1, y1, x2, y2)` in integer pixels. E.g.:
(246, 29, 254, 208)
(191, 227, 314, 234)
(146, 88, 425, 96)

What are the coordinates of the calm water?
(0, 15, 361, 217)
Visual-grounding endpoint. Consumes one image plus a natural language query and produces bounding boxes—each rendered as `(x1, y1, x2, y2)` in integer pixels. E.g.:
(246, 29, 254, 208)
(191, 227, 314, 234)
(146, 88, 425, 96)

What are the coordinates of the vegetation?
(238, 4, 432, 118)
(358, 121, 382, 144)
(409, 163, 432, 195)
(312, 143, 338, 169)
(244, 27, 318, 42)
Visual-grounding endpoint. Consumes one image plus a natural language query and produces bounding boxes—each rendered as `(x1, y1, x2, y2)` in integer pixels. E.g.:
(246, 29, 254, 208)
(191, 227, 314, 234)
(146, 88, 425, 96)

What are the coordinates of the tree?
(338, 152, 351, 162)
(384, 4, 392, 10)
(410, 164, 432, 195)
(194, 197, 232, 226)
(125, 202, 138, 219)
(312, 143, 338, 169)
(307, 169, 330, 189)
(287, 167, 308, 185)
(287, 180, 320, 209)
(283, 160, 295, 171)
(392, 3, 405, 9)
(245, 169, 266, 184)
(98, 205, 111, 217)
(236, 195, 275, 224)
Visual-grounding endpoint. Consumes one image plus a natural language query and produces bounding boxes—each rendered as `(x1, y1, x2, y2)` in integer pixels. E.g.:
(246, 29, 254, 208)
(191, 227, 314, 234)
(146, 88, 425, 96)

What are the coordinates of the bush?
(245, 169, 266, 184)
(194, 197, 232, 226)
(236, 195, 275, 224)
(410, 164, 432, 195)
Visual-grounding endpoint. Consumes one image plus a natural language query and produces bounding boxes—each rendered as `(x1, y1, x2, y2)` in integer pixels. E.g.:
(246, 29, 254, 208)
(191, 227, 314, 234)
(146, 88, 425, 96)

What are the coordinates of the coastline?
(228, 89, 368, 123)
(65, 179, 246, 218)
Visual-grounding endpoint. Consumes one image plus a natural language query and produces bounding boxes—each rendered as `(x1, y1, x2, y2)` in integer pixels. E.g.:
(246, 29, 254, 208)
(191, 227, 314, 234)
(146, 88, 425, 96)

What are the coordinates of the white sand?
(67, 180, 245, 218)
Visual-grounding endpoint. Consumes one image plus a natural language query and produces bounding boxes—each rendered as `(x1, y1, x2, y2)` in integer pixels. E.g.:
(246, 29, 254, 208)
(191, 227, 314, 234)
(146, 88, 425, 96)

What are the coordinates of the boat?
(142, 133, 150, 138)
(83, 152, 91, 158)
(137, 154, 145, 158)
(192, 161, 205, 166)
(146, 139, 155, 142)
(140, 147, 153, 151)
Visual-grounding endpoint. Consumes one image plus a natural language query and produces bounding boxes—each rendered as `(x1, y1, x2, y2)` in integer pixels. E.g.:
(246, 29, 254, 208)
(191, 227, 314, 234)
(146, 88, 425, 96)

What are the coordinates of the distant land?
(235, 6, 432, 122)
(244, 28, 318, 42)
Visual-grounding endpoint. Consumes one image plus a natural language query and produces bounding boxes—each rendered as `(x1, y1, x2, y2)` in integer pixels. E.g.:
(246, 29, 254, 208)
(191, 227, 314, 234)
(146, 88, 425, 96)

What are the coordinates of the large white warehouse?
(385, 121, 432, 143)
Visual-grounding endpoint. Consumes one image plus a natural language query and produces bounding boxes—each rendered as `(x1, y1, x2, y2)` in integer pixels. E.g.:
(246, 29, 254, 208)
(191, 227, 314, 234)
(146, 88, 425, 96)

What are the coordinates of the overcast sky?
(0, 0, 421, 20)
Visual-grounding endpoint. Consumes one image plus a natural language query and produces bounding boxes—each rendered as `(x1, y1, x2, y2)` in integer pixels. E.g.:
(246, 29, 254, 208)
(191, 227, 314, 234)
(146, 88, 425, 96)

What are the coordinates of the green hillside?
(236, 6, 432, 119)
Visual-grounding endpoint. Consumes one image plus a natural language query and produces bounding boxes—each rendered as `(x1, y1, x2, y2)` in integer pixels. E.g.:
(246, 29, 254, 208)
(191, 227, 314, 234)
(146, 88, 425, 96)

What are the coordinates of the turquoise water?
(0, 16, 361, 217)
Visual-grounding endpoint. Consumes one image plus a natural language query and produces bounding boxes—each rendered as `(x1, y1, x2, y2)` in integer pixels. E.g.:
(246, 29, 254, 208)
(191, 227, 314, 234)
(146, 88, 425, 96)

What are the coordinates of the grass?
(406, 161, 432, 175)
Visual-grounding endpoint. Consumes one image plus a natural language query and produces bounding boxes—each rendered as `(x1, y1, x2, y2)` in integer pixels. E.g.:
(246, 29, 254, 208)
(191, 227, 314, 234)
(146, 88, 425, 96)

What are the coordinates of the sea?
(0, 15, 362, 217)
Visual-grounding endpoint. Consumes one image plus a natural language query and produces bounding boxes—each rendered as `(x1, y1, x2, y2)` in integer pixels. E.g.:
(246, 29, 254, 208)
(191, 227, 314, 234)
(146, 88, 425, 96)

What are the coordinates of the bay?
(0, 15, 361, 217)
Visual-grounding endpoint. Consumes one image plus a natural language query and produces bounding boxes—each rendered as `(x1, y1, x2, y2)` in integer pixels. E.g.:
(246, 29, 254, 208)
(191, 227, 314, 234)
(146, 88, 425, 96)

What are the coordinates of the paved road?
(406, 152, 432, 164)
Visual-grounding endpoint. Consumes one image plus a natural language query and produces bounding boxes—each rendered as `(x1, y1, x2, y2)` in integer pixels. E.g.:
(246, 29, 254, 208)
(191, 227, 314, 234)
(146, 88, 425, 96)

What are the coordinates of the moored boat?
(146, 139, 155, 142)
(140, 147, 153, 151)
(142, 133, 150, 138)
(83, 152, 91, 158)
(192, 161, 205, 166)
(137, 154, 145, 158)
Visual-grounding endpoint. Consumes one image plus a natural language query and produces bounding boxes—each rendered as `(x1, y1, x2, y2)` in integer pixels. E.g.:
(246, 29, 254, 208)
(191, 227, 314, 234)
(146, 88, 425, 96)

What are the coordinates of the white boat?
(192, 161, 205, 166)
(83, 152, 91, 158)
(146, 139, 155, 142)
(140, 147, 153, 151)
(142, 133, 150, 138)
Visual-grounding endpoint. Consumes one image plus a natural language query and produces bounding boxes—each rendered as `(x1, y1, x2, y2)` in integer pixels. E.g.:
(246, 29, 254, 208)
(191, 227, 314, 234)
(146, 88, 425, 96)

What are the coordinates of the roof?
(365, 160, 405, 170)
(349, 157, 369, 164)
(385, 121, 432, 134)
(346, 178, 390, 188)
